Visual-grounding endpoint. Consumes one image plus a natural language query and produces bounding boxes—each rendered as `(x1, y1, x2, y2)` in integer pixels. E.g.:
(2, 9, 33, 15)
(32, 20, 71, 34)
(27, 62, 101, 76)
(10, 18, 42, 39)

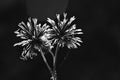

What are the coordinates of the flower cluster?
(47, 13, 83, 48)
(14, 13, 83, 60)
(14, 18, 53, 60)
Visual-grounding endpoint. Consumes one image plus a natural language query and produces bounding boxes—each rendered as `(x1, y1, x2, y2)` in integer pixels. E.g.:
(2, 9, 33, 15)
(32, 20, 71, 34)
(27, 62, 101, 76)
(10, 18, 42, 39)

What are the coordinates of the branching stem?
(39, 48, 53, 75)
(52, 43, 59, 80)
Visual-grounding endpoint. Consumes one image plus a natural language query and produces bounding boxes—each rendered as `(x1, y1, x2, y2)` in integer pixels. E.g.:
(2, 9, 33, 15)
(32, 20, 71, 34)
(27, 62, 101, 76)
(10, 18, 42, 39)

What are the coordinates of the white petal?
(74, 32, 83, 34)
(14, 29, 20, 34)
(47, 18, 56, 26)
(20, 45, 32, 60)
(18, 22, 30, 34)
(27, 22, 32, 31)
(14, 39, 31, 46)
(67, 44, 72, 49)
(28, 17, 31, 23)
(75, 42, 81, 46)
(69, 24, 76, 31)
(56, 14, 60, 21)
(63, 13, 67, 18)
(38, 24, 41, 28)
(16, 33, 24, 37)
(47, 17, 59, 33)
(67, 16, 75, 25)
(32, 18, 38, 25)
(72, 39, 81, 46)
(73, 37, 82, 43)
(41, 33, 52, 43)
(72, 42, 77, 48)
(67, 44, 70, 48)
(45, 29, 53, 32)
(71, 31, 83, 35)
(35, 25, 40, 35)
(61, 42, 65, 47)
(74, 29, 82, 32)
(77, 39, 83, 43)
(59, 43, 61, 47)
(32, 18, 38, 33)
(42, 24, 50, 31)
(18, 22, 27, 30)
(63, 13, 67, 24)
(65, 24, 76, 32)
(21, 36, 27, 39)
(53, 39, 58, 45)
(37, 24, 42, 32)
(42, 23, 47, 29)
(52, 25, 59, 32)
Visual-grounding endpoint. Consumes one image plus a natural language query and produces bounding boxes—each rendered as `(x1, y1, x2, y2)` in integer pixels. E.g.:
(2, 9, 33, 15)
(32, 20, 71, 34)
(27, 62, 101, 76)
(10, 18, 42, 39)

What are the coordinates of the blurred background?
(0, 0, 120, 80)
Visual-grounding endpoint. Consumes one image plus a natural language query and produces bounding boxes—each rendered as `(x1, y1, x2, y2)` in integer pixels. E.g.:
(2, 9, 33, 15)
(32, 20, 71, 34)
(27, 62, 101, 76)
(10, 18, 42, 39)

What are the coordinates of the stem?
(39, 48, 53, 75)
(52, 43, 59, 80)
(53, 44, 59, 70)
(49, 49, 54, 60)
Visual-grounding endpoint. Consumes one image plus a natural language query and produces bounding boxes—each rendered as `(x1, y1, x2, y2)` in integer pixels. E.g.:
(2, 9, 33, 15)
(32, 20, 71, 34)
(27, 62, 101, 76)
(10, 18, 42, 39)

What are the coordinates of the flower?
(14, 17, 53, 60)
(47, 13, 83, 49)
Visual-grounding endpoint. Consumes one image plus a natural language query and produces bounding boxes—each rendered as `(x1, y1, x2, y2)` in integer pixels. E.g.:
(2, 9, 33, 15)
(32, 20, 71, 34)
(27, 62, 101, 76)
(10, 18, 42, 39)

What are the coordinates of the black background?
(0, 0, 120, 80)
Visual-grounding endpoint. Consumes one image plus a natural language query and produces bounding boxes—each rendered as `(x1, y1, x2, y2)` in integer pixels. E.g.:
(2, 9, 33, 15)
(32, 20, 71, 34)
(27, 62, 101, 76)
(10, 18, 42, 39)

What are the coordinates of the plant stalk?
(52, 43, 59, 80)
(39, 48, 53, 75)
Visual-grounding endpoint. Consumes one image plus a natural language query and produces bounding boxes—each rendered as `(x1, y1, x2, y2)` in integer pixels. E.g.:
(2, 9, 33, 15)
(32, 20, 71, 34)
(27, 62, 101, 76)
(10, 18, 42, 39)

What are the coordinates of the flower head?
(14, 17, 52, 60)
(47, 13, 83, 49)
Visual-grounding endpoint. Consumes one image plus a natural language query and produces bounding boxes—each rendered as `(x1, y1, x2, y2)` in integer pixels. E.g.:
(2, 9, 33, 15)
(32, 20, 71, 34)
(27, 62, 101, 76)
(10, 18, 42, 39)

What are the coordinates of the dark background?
(0, 0, 120, 80)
